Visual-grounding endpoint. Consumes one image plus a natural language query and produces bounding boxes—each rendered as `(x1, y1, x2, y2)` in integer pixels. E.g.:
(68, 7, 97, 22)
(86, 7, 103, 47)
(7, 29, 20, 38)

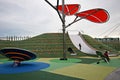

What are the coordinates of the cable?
(105, 23, 120, 37)
(98, 23, 120, 37)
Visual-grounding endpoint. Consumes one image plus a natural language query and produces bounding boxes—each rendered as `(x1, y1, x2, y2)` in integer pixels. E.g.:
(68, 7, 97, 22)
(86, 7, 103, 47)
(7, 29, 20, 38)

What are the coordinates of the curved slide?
(68, 31, 97, 55)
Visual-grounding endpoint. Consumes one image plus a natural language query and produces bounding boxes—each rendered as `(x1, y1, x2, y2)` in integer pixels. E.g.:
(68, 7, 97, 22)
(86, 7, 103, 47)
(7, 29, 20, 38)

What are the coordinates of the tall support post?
(60, 0, 67, 60)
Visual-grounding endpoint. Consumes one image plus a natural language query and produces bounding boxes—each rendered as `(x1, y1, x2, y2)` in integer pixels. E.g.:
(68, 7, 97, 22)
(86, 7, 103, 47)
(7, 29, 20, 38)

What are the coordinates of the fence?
(95, 38, 120, 42)
(0, 36, 31, 41)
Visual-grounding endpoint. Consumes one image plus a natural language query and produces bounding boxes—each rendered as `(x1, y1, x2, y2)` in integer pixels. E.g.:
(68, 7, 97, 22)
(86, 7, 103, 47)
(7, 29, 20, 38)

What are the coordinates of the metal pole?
(60, 0, 67, 60)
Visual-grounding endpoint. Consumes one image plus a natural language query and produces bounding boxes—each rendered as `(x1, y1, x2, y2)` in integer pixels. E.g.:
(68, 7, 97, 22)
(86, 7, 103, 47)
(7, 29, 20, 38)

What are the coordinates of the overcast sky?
(0, 0, 120, 38)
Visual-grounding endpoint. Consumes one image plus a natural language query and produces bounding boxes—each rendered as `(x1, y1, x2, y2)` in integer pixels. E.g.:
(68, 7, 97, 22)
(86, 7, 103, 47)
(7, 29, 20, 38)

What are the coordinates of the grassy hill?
(0, 33, 118, 58)
(102, 40, 120, 51)
(82, 35, 118, 53)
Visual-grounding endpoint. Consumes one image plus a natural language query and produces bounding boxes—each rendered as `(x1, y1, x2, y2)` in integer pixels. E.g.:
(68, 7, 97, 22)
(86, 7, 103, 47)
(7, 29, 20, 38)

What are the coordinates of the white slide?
(68, 31, 97, 55)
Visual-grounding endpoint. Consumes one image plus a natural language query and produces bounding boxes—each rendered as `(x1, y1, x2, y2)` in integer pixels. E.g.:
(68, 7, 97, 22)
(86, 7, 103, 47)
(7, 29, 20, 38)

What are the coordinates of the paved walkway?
(105, 68, 120, 80)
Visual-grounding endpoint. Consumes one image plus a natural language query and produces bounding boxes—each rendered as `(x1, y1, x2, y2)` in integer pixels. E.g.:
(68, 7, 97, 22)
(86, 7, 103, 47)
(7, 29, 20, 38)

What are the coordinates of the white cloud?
(0, 0, 120, 38)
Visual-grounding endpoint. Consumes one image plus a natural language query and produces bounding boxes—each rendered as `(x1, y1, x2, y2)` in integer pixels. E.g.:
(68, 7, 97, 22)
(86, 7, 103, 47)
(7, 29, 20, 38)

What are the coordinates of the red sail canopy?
(57, 4, 80, 16)
(75, 8, 109, 23)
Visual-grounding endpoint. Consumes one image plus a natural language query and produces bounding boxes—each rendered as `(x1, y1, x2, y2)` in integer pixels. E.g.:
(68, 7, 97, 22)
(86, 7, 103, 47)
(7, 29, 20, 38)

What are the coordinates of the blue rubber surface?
(0, 62, 50, 74)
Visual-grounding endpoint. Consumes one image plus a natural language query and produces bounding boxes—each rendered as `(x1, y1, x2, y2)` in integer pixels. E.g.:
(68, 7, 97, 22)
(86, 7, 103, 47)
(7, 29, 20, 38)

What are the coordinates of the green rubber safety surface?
(0, 59, 11, 63)
(44, 58, 82, 71)
(50, 58, 82, 63)
(93, 58, 120, 67)
(0, 57, 118, 80)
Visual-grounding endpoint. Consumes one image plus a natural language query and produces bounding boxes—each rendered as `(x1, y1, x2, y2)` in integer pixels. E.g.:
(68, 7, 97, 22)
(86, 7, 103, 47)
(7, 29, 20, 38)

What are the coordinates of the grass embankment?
(0, 33, 118, 58)
(82, 35, 118, 54)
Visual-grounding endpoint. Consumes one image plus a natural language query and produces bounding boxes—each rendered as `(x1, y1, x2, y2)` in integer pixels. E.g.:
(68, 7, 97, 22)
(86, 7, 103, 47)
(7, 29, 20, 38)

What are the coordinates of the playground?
(0, 32, 120, 80)
(0, 0, 120, 80)
(0, 56, 120, 80)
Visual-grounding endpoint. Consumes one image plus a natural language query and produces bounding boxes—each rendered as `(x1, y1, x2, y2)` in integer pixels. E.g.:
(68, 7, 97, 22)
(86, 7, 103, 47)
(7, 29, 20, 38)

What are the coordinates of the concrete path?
(105, 68, 120, 80)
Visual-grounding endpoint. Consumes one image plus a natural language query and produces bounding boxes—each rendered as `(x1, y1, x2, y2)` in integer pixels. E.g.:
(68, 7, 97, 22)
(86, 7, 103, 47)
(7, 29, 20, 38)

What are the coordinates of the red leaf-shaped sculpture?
(57, 4, 80, 16)
(75, 8, 109, 23)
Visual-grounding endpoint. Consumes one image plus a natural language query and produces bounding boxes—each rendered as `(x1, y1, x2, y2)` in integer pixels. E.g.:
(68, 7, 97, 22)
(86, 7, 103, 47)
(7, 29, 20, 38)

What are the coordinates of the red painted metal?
(75, 8, 109, 23)
(57, 4, 80, 16)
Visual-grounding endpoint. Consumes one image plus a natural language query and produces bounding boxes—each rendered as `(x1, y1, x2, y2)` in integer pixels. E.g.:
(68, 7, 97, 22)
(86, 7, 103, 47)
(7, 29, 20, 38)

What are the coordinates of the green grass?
(103, 41, 120, 51)
(82, 35, 118, 53)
